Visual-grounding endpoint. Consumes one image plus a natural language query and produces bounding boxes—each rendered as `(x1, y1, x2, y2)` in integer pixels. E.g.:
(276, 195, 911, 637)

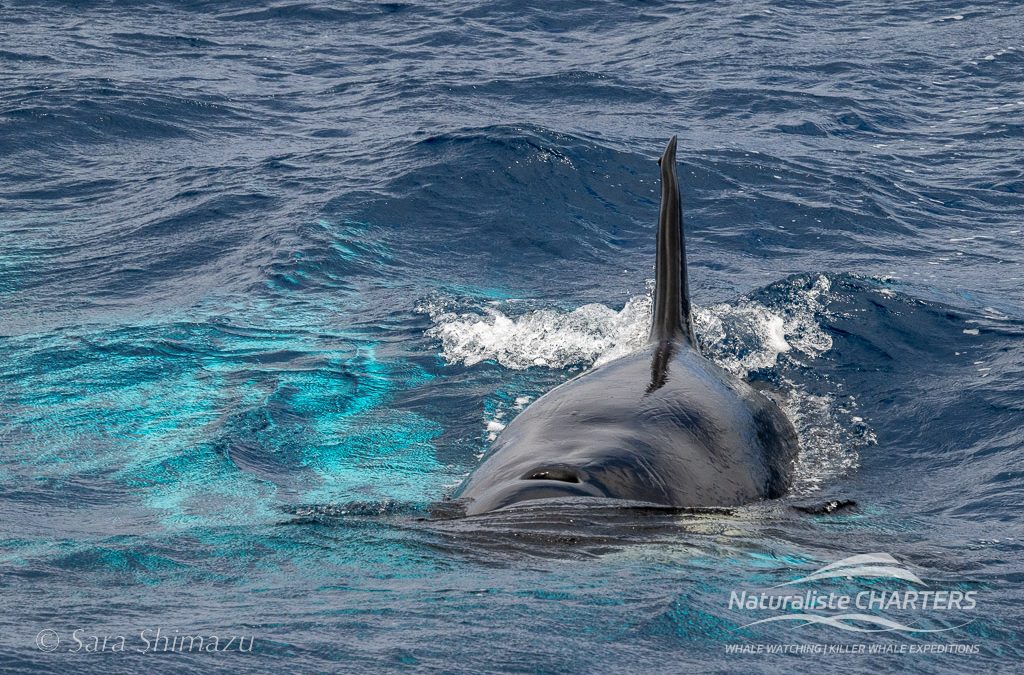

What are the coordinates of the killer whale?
(452, 136, 800, 516)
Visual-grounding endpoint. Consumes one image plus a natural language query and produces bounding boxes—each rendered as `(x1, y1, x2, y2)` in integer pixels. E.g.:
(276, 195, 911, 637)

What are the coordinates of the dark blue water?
(2, 1, 1023, 672)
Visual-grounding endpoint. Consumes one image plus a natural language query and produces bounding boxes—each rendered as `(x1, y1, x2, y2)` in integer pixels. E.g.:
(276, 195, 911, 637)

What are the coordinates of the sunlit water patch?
(0, 319, 449, 532)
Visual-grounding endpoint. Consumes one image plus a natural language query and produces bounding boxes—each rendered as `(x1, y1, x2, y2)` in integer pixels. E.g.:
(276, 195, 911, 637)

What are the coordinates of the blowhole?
(524, 468, 581, 483)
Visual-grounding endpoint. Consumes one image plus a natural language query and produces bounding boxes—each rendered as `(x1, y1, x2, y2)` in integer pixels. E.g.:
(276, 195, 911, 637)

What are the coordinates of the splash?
(420, 275, 833, 375)
(695, 275, 833, 376)
(418, 294, 652, 370)
(783, 389, 869, 495)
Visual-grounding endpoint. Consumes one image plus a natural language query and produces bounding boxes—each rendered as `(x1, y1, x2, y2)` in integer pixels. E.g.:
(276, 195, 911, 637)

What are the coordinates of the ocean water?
(2, 0, 1023, 672)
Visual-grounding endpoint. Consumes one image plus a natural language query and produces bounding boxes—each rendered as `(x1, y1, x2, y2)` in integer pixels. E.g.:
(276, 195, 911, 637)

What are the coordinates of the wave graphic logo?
(772, 552, 926, 588)
(739, 613, 971, 634)
(729, 552, 977, 635)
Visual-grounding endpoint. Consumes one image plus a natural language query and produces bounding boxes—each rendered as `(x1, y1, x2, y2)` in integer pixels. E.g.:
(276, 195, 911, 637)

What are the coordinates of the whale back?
(448, 136, 801, 516)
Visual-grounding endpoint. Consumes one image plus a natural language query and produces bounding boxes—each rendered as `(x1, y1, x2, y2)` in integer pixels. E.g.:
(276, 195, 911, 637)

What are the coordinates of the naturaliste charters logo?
(728, 553, 977, 633)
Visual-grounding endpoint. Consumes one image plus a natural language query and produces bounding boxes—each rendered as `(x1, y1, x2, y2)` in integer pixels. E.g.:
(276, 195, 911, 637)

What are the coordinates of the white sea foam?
(693, 275, 832, 376)
(419, 293, 652, 370)
(783, 387, 868, 495)
(419, 274, 865, 493)
(421, 275, 833, 374)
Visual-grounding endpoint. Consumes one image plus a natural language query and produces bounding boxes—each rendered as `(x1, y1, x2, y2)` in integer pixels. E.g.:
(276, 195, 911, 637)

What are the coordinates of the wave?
(773, 552, 926, 587)
(739, 612, 972, 633)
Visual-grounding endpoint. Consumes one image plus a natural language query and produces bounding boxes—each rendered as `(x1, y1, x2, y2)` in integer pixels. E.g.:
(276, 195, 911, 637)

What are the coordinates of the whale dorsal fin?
(649, 136, 696, 346)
